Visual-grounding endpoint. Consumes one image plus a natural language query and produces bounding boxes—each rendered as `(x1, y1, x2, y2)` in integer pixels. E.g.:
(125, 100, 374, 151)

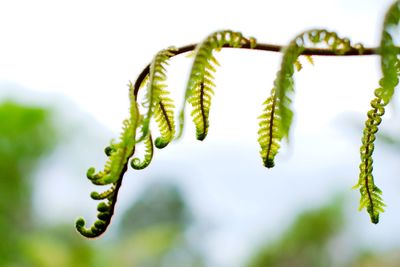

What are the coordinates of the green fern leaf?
(354, 89, 386, 223)
(178, 30, 256, 140)
(258, 89, 282, 168)
(353, 2, 400, 223)
(139, 48, 176, 148)
(275, 29, 361, 140)
(76, 83, 140, 238)
(131, 133, 154, 170)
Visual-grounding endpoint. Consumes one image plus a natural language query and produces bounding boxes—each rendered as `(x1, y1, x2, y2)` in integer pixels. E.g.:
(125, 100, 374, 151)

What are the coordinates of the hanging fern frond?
(275, 29, 361, 140)
(131, 133, 154, 170)
(353, 2, 400, 223)
(76, 83, 140, 238)
(138, 47, 176, 148)
(258, 29, 364, 169)
(76, 179, 122, 238)
(258, 89, 282, 168)
(178, 30, 256, 140)
(354, 88, 386, 223)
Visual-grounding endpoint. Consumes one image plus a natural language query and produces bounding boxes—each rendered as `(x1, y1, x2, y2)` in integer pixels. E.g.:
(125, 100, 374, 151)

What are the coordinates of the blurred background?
(2, 0, 400, 266)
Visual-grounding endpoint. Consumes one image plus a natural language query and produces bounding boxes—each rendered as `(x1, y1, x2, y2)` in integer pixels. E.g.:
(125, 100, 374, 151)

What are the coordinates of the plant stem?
(133, 42, 386, 96)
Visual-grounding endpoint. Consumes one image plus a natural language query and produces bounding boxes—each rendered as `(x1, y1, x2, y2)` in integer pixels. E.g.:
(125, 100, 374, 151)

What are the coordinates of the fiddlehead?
(354, 1, 400, 223)
(178, 30, 256, 140)
(131, 133, 154, 170)
(76, 83, 141, 238)
(258, 29, 364, 168)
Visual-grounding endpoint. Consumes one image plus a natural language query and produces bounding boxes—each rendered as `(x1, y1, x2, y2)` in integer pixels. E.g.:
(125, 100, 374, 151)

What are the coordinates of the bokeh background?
(2, 0, 400, 266)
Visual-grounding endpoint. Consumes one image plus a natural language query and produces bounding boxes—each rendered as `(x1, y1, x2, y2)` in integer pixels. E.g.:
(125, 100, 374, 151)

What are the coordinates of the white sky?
(2, 1, 400, 266)
(0, 0, 395, 132)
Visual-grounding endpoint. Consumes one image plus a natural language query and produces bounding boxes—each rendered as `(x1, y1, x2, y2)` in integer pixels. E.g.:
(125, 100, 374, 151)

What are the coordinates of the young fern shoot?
(354, 1, 400, 223)
(76, 3, 400, 237)
(258, 29, 364, 168)
(178, 30, 256, 140)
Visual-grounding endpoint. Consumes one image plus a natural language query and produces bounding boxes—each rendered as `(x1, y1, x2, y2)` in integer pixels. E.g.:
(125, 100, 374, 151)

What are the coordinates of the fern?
(353, 1, 400, 223)
(178, 30, 256, 140)
(258, 89, 281, 168)
(77, 8, 400, 237)
(139, 48, 176, 148)
(131, 133, 154, 170)
(258, 29, 364, 168)
(76, 82, 141, 238)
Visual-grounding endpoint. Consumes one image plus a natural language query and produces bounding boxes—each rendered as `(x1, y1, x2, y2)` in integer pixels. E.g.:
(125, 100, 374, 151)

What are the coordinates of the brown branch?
(133, 42, 384, 96)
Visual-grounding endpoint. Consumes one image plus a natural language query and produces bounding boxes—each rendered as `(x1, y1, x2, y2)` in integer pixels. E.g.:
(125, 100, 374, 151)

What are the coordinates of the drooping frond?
(131, 133, 154, 170)
(139, 48, 176, 148)
(76, 83, 141, 238)
(258, 30, 364, 169)
(354, 87, 386, 223)
(379, 1, 400, 104)
(258, 89, 281, 168)
(178, 30, 256, 140)
(275, 29, 363, 140)
(76, 180, 122, 238)
(353, 2, 400, 223)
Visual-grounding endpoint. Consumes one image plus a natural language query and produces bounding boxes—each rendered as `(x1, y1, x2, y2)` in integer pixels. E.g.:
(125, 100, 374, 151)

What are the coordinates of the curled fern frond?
(354, 87, 386, 224)
(178, 30, 256, 140)
(76, 179, 122, 238)
(139, 48, 176, 148)
(258, 29, 363, 168)
(258, 89, 281, 168)
(353, 2, 400, 223)
(76, 83, 140, 238)
(131, 133, 154, 170)
(275, 29, 362, 140)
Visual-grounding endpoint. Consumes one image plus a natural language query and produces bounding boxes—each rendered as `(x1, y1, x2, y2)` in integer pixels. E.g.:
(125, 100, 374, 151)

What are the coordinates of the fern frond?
(353, 2, 400, 223)
(138, 48, 176, 148)
(258, 89, 282, 168)
(131, 133, 154, 170)
(258, 30, 363, 168)
(76, 83, 140, 238)
(275, 29, 362, 140)
(354, 89, 386, 223)
(379, 1, 400, 104)
(178, 30, 256, 140)
(76, 180, 122, 238)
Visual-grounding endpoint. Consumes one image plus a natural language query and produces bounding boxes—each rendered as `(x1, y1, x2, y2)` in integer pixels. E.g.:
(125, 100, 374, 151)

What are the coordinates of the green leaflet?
(354, 88, 386, 223)
(76, 83, 140, 238)
(131, 133, 154, 170)
(353, 1, 400, 223)
(178, 30, 256, 140)
(258, 89, 281, 168)
(139, 48, 176, 149)
(258, 29, 363, 169)
(276, 29, 360, 140)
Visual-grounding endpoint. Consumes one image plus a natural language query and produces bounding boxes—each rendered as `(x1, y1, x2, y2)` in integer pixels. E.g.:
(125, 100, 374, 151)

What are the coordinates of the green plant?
(76, 1, 400, 238)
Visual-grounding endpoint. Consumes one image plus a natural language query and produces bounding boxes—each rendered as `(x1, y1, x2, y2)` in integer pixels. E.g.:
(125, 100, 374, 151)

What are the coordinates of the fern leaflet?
(353, 1, 400, 223)
(258, 89, 282, 168)
(138, 48, 176, 148)
(178, 30, 256, 140)
(131, 133, 154, 170)
(76, 82, 141, 237)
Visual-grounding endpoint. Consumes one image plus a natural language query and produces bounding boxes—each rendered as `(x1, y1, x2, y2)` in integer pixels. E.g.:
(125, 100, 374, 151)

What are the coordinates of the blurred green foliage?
(246, 199, 344, 267)
(0, 100, 57, 265)
(1, 99, 399, 267)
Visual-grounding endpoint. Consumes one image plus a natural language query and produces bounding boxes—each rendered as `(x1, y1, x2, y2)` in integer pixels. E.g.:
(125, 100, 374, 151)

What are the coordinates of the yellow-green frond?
(275, 29, 363, 140)
(178, 30, 257, 140)
(131, 133, 154, 170)
(139, 47, 177, 144)
(258, 89, 282, 168)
